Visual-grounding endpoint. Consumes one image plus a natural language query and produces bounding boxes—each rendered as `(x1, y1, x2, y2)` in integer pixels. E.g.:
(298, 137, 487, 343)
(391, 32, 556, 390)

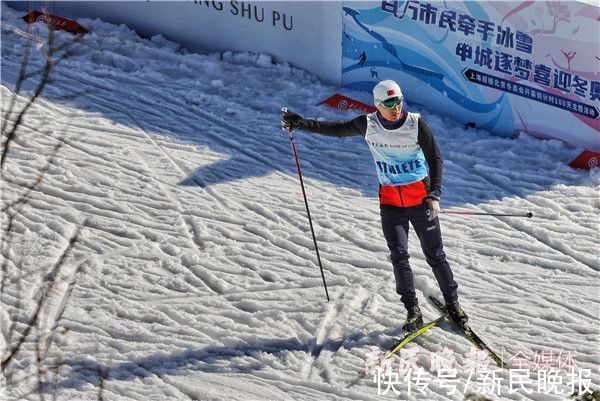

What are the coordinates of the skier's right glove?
(281, 108, 305, 131)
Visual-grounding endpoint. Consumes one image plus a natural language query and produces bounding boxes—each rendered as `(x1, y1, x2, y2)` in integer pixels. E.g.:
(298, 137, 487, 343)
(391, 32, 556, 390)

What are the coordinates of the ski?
(382, 314, 448, 362)
(428, 296, 508, 368)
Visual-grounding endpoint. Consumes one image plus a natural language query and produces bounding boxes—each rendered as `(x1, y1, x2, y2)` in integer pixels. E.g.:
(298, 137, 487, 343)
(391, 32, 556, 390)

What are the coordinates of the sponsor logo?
(337, 100, 348, 110)
(368, 140, 417, 149)
(589, 157, 598, 168)
(36, 15, 68, 28)
(23, 11, 88, 34)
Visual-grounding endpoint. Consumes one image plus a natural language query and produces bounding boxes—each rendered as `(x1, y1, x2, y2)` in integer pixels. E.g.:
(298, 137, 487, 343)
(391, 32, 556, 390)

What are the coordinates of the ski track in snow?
(1, 5, 599, 400)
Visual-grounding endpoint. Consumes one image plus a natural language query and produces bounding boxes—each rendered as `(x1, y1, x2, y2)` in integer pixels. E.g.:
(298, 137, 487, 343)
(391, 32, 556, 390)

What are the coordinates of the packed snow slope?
(1, 4, 599, 401)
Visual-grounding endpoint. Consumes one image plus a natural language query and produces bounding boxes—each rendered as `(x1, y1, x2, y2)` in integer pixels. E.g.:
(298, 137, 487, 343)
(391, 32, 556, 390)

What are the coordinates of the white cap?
(373, 80, 403, 103)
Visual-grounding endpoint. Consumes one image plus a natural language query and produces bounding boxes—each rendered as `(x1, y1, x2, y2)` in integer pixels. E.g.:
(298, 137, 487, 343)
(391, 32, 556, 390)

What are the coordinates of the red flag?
(569, 150, 600, 170)
(22, 11, 89, 35)
(318, 93, 377, 114)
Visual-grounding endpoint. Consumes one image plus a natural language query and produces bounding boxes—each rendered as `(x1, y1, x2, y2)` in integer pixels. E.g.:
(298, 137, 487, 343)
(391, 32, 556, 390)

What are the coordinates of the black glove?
(281, 108, 305, 130)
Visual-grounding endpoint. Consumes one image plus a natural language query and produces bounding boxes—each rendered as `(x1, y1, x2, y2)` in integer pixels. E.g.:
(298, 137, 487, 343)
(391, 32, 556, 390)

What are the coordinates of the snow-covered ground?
(1, 4, 599, 400)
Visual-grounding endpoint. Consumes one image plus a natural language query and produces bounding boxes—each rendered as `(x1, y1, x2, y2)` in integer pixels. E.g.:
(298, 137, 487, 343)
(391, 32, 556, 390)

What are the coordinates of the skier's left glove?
(425, 197, 440, 221)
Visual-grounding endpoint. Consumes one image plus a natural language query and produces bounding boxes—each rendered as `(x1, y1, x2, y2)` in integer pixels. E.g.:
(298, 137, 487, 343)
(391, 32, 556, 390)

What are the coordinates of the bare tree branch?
(52, 347, 64, 401)
(22, 35, 86, 83)
(36, 318, 46, 401)
(1, 139, 64, 214)
(0, 4, 34, 135)
(1, 224, 82, 372)
(1, 26, 55, 172)
(97, 363, 106, 401)
(1, 7, 92, 398)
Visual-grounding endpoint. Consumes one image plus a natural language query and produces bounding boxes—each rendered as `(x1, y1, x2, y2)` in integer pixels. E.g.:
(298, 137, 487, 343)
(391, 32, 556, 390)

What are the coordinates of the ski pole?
(282, 108, 330, 302)
(441, 210, 533, 218)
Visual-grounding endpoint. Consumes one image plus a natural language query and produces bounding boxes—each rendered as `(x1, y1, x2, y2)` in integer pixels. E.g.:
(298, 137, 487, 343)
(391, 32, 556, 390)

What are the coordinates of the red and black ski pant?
(380, 203, 459, 309)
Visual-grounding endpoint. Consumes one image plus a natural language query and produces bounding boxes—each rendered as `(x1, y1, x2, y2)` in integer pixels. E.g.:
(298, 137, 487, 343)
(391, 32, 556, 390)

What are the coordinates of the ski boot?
(446, 301, 469, 330)
(402, 305, 424, 334)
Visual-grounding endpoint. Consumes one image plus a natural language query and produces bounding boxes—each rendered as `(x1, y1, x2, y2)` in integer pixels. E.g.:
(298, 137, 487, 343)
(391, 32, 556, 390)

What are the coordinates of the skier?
(355, 51, 367, 66)
(370, 67, 380, 80)
(281, 80, 468, 333)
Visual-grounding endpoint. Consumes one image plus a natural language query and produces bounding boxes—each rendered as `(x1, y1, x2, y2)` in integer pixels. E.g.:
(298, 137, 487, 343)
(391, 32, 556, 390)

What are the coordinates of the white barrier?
(8, 1, 343, 84)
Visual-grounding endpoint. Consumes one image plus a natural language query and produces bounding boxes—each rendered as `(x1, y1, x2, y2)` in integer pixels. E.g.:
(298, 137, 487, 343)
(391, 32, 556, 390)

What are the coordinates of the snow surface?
(1, 4, 599, 401)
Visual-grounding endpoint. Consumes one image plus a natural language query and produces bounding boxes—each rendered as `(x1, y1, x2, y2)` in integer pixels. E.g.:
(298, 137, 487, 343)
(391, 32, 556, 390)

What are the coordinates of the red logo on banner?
(569, 150, 600, 170)
(22, 11, 89, 35)
(318, 93, 377, 114)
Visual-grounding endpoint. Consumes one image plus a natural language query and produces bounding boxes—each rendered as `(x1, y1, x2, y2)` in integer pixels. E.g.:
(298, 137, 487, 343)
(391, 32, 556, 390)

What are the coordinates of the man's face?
(376, 97, 403, 121)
